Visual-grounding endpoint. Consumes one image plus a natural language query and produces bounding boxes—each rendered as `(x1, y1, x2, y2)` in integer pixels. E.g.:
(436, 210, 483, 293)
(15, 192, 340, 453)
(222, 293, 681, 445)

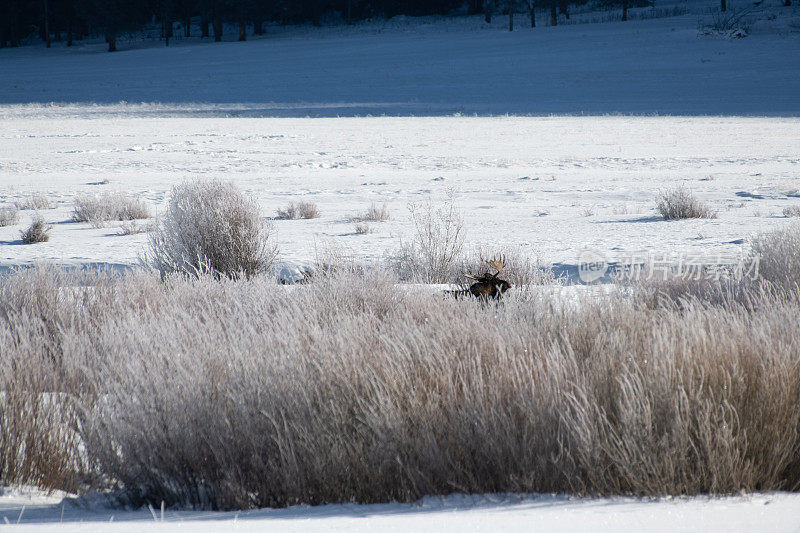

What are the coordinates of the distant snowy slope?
(1, 7, 799, 116)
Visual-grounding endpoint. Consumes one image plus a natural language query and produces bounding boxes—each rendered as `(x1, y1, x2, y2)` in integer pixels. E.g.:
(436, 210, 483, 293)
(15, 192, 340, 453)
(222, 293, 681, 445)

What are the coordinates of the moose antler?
(464, 255, 505, 280)
(487, 255, 505, 276)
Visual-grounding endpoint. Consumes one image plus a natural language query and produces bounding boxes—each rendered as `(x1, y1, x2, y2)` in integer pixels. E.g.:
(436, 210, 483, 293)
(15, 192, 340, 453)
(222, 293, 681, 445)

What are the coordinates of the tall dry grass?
(1, 266, 799, 508)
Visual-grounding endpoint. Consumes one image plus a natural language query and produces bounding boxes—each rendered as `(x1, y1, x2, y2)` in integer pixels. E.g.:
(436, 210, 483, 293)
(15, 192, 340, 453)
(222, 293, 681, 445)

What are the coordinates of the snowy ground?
(1, 115, 798, 276)
(2, 489, 800, 532)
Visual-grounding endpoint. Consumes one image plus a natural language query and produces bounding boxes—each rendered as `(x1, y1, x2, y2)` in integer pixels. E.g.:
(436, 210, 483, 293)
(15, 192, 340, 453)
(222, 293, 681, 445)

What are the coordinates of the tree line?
(0, 0, 675, 51)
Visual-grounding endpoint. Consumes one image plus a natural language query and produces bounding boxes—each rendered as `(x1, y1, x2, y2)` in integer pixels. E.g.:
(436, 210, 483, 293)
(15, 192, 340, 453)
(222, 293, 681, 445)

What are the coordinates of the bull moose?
(448, 255, 511, 300)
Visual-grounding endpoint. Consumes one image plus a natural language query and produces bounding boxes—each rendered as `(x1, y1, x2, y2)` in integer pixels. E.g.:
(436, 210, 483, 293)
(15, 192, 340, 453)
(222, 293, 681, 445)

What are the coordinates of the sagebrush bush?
(700, 7, 753, 37)
(353, 221, 372, 234)
(0, 206, 20, 226)
(14, 193, 51, 211)
(656, 187, 717, 220)
(783, 206, 800, 218)
(2, 267, 800, 507)
(362, 202, 390, 222)
(147, 179, 277, 279)
(396, 196, 465, 283)
(276, 201, 320, 220)
(117, 219, 152, 236)
(73, 192, 151, 226)
(20, 216, 52, 243)
(750, 223, 800, 291)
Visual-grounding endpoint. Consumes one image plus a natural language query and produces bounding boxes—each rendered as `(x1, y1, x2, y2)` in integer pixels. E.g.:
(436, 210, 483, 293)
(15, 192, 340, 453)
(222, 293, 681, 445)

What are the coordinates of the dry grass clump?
(14, 193, 51, 210)
(349, 203, 390, 235)
(0, 206, 20, 226)
(20, 215, 52, 243)
(117, 220, 153, 235)
(73, 192, 151, 227)
(362, 202, 391, 222)
(2, 266, 800, 508)
(783, 206, 800, 218)
(276, 201, 320, 220)
(656, 187, 717, 220)
(147, 179, 277, 280)
(353, 221, 373, 234)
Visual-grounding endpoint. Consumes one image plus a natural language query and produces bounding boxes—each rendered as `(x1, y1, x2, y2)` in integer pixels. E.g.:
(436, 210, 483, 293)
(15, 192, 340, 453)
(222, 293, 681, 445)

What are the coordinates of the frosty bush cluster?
(147, 179, 277, 279)
(275, 201, 321, 220)
(656, 186, 717, 220)
(20, 215, 51, 243)
(73, 191, 151, 227)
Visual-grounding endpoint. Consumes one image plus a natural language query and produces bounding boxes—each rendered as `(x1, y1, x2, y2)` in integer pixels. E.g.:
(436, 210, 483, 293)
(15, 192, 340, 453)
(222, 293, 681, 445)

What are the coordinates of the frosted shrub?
(656, 187, 716, 220)
(147, 179, 277, 279)
(362, 202, 390, 222)
(297, 201, 320, 219)
(14, 193, 51, 210)
(275, 203, 297, 219)
(397, 195, 465, 283)
(700, 7, 753, 38)
(750, 223, 800, 290)
(276, 201, 320, 220)
(0, 206, 20, 226)
(117, 219, 152, 236)
(73, 192, 151, 226)
(783, 206, 800, 218)
(20, 215, 52, 243)
(353, 221, 372, 234)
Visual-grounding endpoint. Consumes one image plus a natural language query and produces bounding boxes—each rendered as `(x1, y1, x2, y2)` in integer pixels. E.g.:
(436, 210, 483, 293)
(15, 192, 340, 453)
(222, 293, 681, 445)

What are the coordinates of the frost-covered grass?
(361, 202, 391, 222)
(783, 206, 800, 218)
(276, 201, 321, 220)
(750, 222, 800, 291)
(14, 194, 51, 211)
(2, 237, 800, 508)
(72, 192, 151, 227)
(656, 187, 717, 220)
(0, 206, 19, 227)
(117, 219, 152, 236)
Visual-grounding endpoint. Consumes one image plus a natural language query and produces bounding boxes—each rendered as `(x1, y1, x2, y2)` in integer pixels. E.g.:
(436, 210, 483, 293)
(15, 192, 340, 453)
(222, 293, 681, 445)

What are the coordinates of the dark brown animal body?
(468, 273, 511, 299)
(449, 255, 511, 300)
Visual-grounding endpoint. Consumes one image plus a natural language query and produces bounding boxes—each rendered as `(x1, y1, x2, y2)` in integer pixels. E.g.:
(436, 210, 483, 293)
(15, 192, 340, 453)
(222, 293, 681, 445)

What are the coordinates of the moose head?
(464, 255, 511, 299)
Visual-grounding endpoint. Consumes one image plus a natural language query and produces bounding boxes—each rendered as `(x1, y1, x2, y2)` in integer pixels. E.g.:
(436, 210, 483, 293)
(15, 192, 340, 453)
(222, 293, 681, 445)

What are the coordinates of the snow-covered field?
(1, 115, 798, 275)
(2, 1, 800, 530)
(3, 489, 800, 532)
